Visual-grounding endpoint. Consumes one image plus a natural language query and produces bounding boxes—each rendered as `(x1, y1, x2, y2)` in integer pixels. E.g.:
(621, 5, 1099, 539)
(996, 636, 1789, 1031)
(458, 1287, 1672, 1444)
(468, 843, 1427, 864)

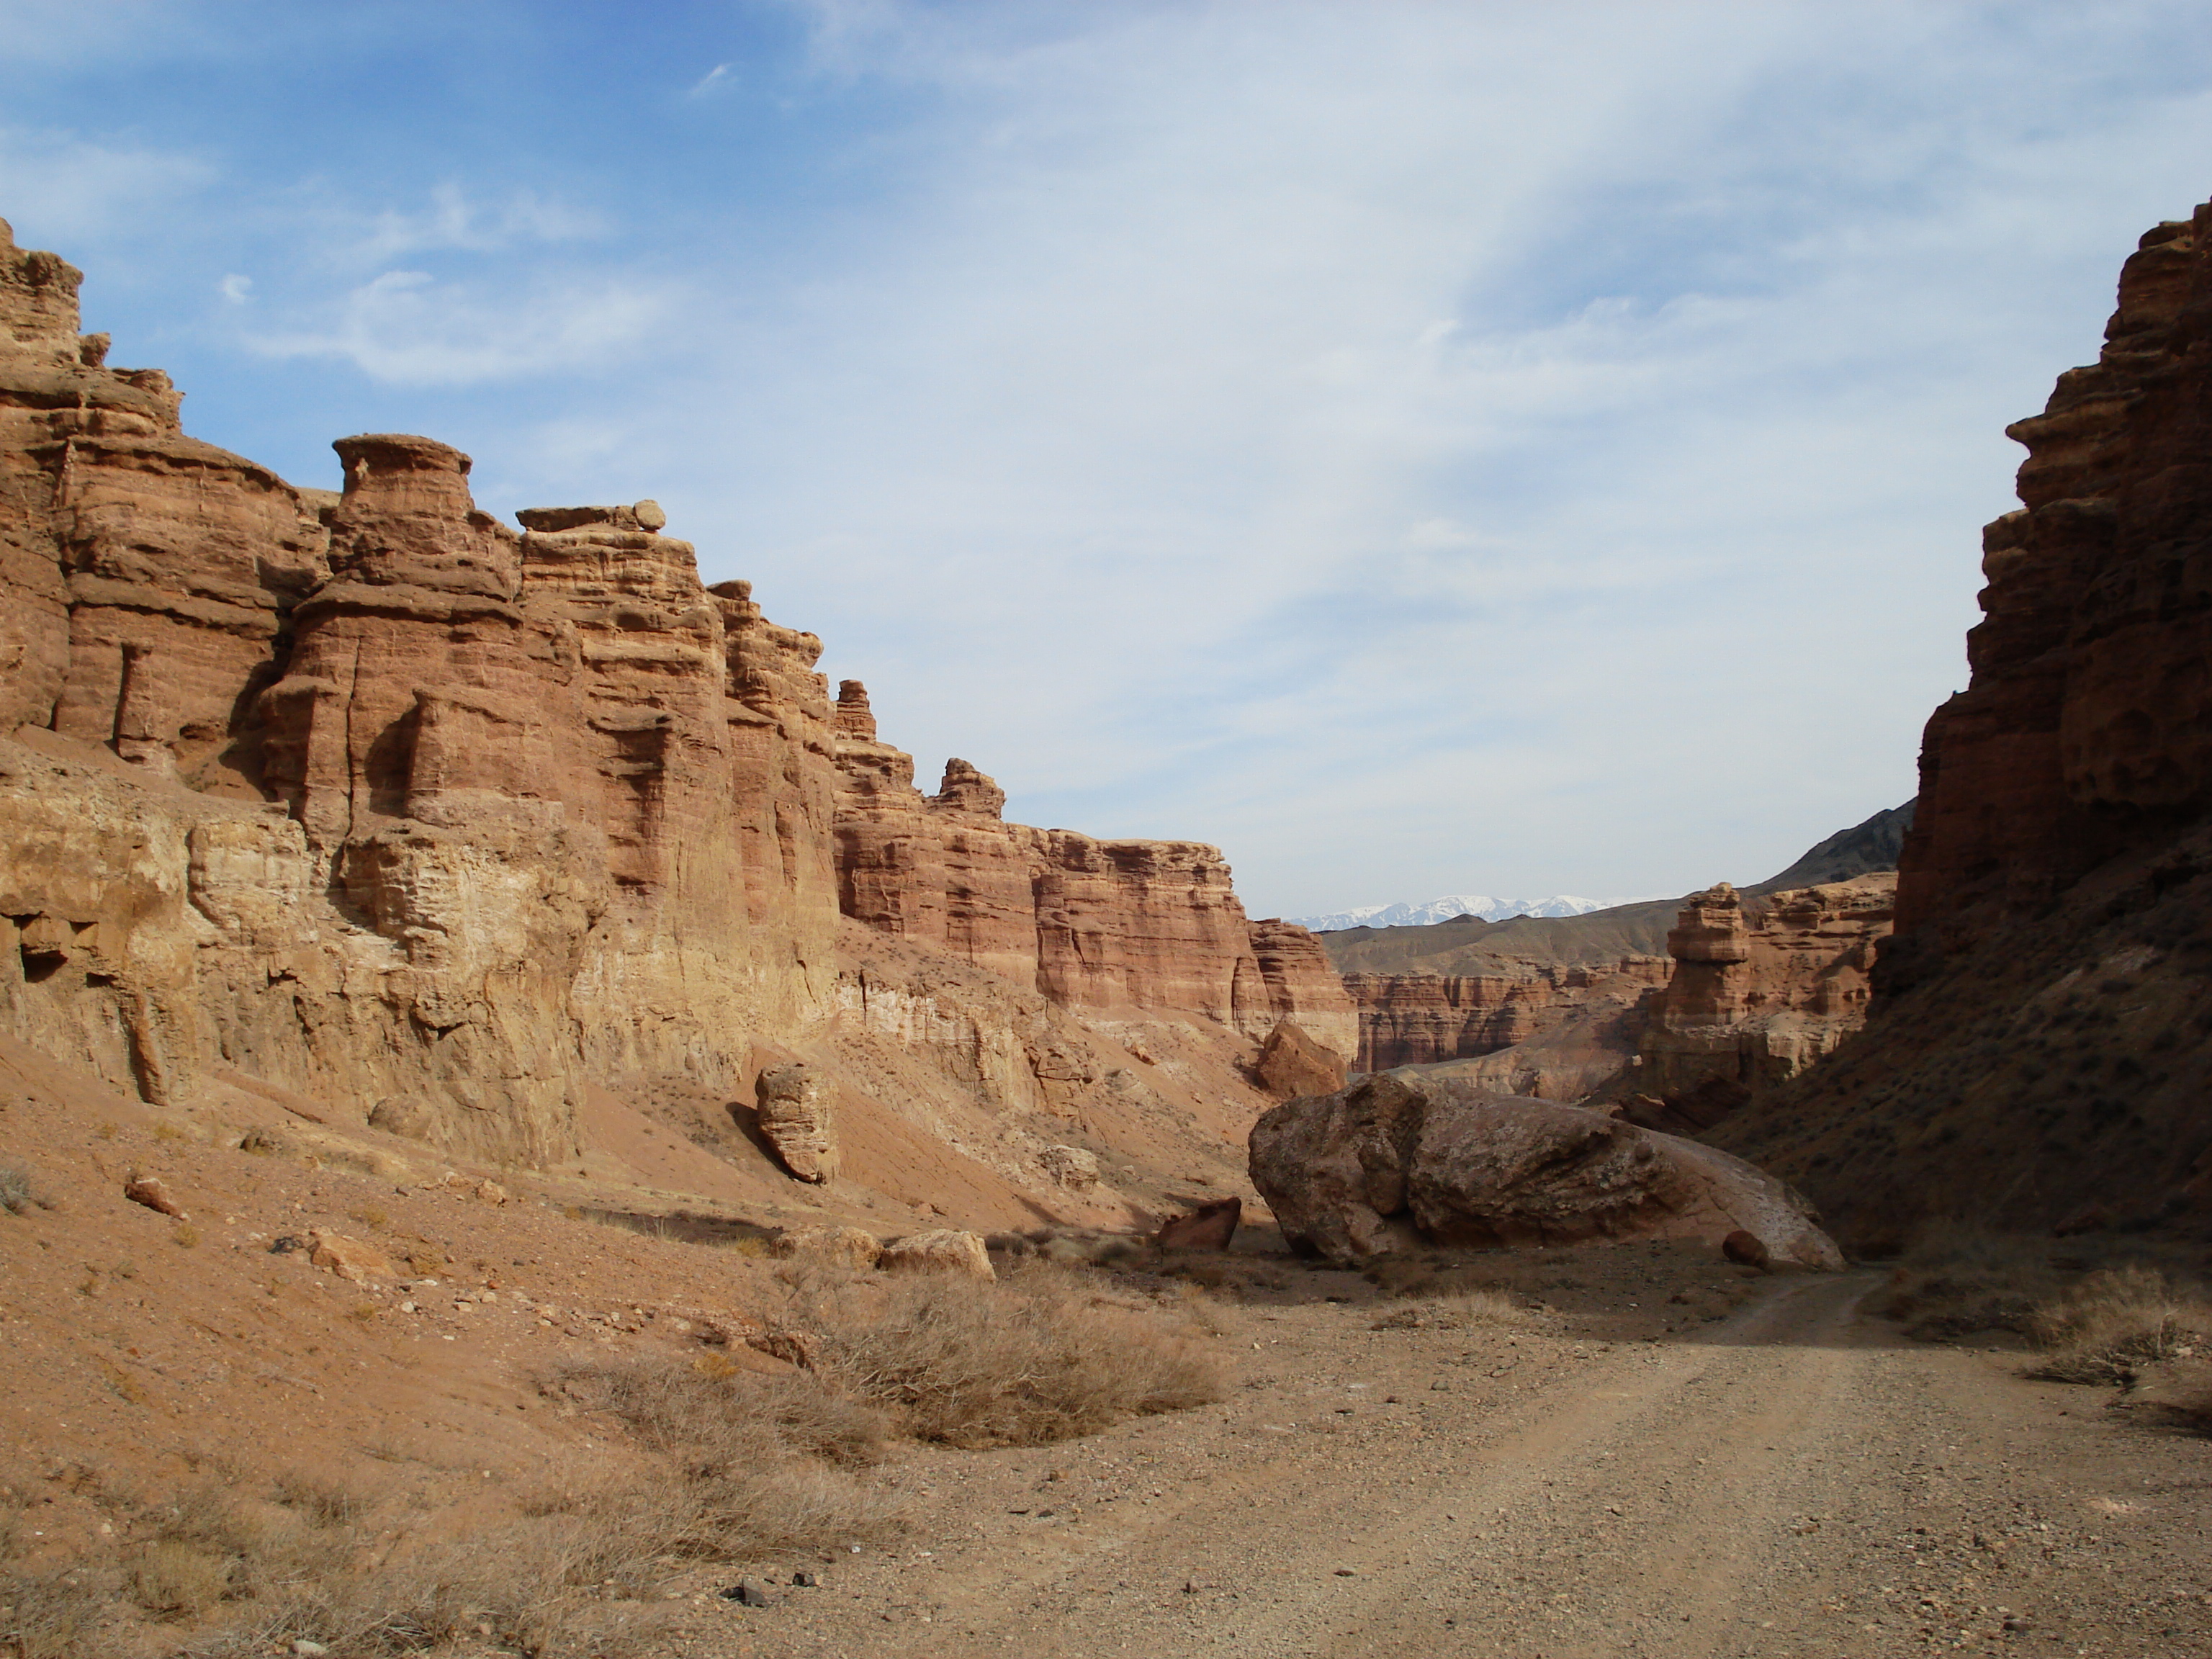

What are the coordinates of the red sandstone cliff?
(1717, 201, 2212, 1238)
(1343, 958, 1671, 1073)
(0, 219, 1346, 1201)
(828, 680, 1357, 1064)
(1634, 876, 1891, 1126)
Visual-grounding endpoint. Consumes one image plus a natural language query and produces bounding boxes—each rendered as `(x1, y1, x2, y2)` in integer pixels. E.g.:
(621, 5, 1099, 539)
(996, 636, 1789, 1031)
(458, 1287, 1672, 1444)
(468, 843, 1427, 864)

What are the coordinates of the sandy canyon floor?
(5, 1034, 2210, 1659)
(626, 1264, 2211, 1659)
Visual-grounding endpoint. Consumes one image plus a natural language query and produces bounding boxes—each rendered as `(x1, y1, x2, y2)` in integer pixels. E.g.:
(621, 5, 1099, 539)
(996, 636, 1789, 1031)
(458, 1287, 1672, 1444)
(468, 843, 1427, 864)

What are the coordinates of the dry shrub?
(789, 1262, 1223, 1447)
(542, 1361, 897, 1564)
(0, 1166, 30, 1215)
(1372, 1287, 1521, 1331)
(0, 1566, 109, 1658)
(1865, 1223, 2059, 1339)
(2026, 1265, 2212, 1385)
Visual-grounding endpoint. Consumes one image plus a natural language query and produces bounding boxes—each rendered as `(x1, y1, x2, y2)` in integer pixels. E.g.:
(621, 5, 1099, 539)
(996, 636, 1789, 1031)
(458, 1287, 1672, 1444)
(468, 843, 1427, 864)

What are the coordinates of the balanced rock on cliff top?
(754, 1062, 839, 1183)
(1249, 1071, 1842, 1269)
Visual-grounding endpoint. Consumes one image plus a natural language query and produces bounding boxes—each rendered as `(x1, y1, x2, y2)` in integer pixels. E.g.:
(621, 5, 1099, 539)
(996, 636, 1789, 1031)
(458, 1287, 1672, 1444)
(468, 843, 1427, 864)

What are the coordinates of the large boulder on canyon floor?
(1249, 1071, 1840, 1269)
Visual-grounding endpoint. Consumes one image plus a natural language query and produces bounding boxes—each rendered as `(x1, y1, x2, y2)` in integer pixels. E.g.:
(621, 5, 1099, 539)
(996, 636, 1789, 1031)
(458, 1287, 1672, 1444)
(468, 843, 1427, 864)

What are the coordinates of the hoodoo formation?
(0, 218, 1349, 1217)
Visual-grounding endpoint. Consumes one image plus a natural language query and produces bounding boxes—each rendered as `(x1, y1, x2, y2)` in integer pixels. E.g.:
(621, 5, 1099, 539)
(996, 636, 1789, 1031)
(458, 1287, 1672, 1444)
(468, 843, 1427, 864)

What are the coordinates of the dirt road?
(660, 1264, 2212, 1659)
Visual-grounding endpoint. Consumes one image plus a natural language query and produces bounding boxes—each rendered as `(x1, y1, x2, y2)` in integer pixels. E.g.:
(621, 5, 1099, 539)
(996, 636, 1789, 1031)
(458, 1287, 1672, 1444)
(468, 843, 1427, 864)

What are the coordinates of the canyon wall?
(1632, 876, 1891, 1128)
(1717, 201, 2212, 1239)
(829, 678, 1357, 1064)
(1343, 958, 1671, 1072)
(0, 219, 1349, 1190)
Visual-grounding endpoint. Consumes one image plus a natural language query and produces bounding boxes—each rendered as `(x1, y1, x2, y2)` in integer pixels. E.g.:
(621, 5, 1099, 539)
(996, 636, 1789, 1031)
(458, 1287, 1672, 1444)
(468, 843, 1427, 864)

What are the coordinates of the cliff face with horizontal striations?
(0, 218, 1347, 1202)
(1633, 876, 1891, 1129)
(828, 679, 1357, 1062)
(1718, 202, 2212, 1241)
(1343, 958, 1671, 1073)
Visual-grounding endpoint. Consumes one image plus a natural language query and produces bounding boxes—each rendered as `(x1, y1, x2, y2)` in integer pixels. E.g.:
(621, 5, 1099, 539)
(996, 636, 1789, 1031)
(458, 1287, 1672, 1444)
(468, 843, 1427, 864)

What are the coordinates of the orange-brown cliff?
(1342, 959, 1671, 1073)
(1719, 200, 2212, 1239)
(829, 680, 1356, 1066)
(0, 220, 1348, 1195)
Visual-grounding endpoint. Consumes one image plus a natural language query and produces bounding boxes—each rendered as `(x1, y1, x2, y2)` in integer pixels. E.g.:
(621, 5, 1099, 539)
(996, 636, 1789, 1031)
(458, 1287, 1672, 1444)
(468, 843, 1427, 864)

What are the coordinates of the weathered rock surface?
(1249, 1071, 1841, 1268)
(1344, 958, 1671, 1072)
(1634, 876, 1892, 1124)
(0, 219, 1328, 1205)
(754, 1061, 839, 1183)
(1156, 1195, 1241, 1251)
(1719, 201, 2212, 1241)
(878, 1228, 997, 1280)
(1252, 1017, 1347, 1100)
(771, 1224, 881, 1269)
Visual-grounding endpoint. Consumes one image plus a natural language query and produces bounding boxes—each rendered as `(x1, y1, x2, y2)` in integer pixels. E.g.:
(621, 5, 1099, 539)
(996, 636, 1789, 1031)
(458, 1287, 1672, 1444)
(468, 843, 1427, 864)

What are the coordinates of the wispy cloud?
(245, 269, 675, 385)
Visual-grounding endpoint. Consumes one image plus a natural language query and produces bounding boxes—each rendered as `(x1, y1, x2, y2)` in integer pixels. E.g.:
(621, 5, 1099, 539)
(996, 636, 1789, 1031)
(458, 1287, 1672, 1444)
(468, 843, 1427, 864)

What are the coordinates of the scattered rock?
(720, 1580, 776, 1608)
(237, 1127, 292, 1156)
(266, 1234, 306, 1254)
(771, 1225, 882, 1269)
(306, 1228, 395, 1285)
(791, 1570, 818, 1588)
(878, 1228, 996, 1281)
(1722, 1229, 1772, 1270)
(1039, 1144, 1102, 1190)
(1254, 1017, 1349, 1100)
(754, 1063, 839, 1184)
(368, 1095, 441, 1141)
(1156, 1195, 1242, 1251)
(122, 1174, 186, 1218)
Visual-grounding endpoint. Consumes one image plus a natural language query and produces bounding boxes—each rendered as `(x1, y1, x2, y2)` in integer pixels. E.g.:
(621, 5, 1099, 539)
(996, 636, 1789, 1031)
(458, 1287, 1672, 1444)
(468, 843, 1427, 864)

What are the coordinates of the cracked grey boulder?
(1249, 1071, 1841, 1269)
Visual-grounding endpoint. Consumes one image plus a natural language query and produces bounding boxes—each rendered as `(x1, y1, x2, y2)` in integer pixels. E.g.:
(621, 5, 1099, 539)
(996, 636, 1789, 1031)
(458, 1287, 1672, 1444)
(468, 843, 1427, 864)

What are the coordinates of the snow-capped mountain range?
(1285, 894, 1654, 932)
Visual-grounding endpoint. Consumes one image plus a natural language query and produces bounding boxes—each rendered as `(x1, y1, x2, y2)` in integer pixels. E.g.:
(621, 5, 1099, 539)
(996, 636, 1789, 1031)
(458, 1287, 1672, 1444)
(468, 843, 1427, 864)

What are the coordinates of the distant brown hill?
(1316, 803, 1912, 976)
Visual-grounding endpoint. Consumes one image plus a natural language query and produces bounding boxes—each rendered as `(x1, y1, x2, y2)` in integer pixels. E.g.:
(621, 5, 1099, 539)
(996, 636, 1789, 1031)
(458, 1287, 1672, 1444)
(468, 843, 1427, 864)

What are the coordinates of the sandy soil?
(6, 1027, 2211, 1659)
(636, 1264, 2212, 1659)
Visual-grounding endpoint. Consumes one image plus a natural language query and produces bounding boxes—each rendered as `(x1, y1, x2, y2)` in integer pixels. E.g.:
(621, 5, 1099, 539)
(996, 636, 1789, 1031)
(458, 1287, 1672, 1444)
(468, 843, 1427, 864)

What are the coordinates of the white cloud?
(0, 127, 214, 245)
(347, 183, 605, 264)
(245, 269, 676, 386)
(217, 273, 252, 303)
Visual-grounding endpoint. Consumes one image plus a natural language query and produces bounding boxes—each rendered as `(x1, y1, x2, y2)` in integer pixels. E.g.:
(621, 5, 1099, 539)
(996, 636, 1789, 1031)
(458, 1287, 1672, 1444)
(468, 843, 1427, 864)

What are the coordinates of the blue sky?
(5, 1, 2211, 916)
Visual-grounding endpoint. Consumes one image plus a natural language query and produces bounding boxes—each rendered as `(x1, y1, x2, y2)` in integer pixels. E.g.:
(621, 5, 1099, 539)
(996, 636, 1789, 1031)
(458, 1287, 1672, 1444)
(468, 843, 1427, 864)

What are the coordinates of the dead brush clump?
(2026, 1264, 2212, 1385)
(782, 1259, 1224, 1447)
(541, 1359, 898, 1561)
(1865, 1223, 2062, 1339)
(1372, 1286, 1522, 1331)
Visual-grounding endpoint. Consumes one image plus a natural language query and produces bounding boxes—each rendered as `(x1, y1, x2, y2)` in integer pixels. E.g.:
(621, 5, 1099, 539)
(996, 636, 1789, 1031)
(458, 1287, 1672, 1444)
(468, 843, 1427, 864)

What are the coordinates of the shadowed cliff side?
(1716, 200, 2212, 1244)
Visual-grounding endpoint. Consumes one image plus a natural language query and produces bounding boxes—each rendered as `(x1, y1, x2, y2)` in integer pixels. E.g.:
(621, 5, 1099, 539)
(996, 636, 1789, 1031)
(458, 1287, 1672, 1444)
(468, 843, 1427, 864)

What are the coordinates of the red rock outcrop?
(1635, 876, 1892, 1119)
(1716, 199, 2212, 1239)
(0, 217, 1339, 1191)
(1894, 206, 2212, 963)
(829, 680, 1357, 1064)
(1343, 958, 1671, 1072)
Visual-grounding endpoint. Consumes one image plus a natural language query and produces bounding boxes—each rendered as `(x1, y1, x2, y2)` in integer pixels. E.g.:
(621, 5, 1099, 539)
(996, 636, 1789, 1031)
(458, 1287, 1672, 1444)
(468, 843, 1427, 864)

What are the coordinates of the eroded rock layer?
(1344, 958, 1671, 1072)
(1718, 202, 2212, 1240)
(1634, 875, 1892, 1125)
(829, 681, 1357, 1061)
(0, 220, 1346, 1184)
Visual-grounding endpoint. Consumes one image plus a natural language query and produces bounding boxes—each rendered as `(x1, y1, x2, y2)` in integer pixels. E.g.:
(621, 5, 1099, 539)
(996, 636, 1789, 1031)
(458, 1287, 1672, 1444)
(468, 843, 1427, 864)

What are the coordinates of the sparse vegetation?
(783, 1259, 1223, 1447)
(1864, 1223, 2061, 1340)
(2026, 1265, 2212, 1385)
(0, 1166, 31, 1215)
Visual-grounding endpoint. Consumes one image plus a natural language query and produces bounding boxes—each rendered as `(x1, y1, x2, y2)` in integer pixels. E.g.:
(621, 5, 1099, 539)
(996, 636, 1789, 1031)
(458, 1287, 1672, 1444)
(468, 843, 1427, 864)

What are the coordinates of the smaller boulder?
(369, 1095, 440, 1141)
(772, 1225, 883, 1270)
(1722, 1229, 1771, 1271)
(1254, 1019, 1348, 1101)
(307, 1228, 394, 1285)
(879, 1228, 996, 1281)
(754, 1063, 840, 1184)
(1039, 1144, 1101, 1190)
(123, 1174, 186, 1219)
(1156, 1196, 1243, 1251)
